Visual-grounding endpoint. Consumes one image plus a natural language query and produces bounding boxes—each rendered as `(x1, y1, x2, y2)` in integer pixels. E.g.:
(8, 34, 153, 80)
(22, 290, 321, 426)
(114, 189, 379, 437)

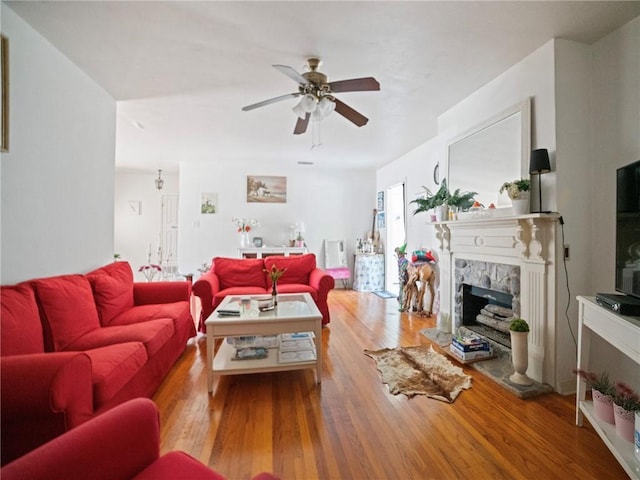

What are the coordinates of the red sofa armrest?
(133, 281, 192, 305)
(1, 352, 94, 465)
(1, 398, 160, 480)
(309, 268, 335, 298)
(192, 271, 221, 321)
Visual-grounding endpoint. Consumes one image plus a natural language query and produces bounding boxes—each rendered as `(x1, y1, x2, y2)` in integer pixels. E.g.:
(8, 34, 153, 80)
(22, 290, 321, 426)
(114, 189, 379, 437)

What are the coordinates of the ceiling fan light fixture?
(316, 97, 336, 118)
(292, 101, 307, 119)
(300, 93, 318, 112)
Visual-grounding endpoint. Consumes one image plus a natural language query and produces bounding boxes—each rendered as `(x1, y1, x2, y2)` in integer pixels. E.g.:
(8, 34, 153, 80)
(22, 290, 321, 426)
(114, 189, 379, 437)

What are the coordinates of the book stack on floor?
(450, 331, 493, 362)
(278, 332, 316, 363)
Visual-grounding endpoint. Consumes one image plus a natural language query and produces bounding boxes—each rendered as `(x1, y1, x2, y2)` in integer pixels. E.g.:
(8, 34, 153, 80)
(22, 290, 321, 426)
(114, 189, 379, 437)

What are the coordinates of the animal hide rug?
(364, 345, 472, 403)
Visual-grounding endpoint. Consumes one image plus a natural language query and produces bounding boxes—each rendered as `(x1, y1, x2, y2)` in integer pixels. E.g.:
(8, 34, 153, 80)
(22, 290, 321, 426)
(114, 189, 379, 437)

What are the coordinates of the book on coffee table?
(279, 338, 315, 352)
(278, 349, 316, 363)
(231, 347, 269, 361)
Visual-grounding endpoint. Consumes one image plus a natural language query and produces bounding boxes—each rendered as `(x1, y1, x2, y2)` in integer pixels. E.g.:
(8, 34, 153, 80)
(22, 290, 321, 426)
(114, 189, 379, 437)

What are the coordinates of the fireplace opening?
(462, 284, 513, 348)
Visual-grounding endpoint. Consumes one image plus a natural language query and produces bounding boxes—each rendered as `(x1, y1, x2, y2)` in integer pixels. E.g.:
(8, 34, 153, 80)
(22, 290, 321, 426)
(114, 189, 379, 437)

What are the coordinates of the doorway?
(384, 183, 406, 295)
(160, 194, 179, 275)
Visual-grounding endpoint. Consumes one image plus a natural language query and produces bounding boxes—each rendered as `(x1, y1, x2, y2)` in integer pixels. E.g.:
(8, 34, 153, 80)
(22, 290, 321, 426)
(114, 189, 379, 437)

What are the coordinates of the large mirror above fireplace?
(447, 98, 531, 208)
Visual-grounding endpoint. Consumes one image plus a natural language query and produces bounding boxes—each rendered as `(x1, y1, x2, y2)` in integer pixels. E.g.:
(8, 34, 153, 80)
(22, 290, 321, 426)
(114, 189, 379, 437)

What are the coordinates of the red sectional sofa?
(193, 253, 335, 331)
(1, 398, 278, 480)
(0, 261, 196, 465)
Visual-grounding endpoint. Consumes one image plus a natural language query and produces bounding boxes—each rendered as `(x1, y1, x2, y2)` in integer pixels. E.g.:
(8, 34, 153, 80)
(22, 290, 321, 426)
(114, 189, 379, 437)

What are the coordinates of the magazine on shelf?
(451, 331, 491, 352)
(279, 332, 315, 342)
(231, 347, 269, 361)
(279, 338, 315, 352)
(226, 335, 278, 349)
(278, 349, 316, 363)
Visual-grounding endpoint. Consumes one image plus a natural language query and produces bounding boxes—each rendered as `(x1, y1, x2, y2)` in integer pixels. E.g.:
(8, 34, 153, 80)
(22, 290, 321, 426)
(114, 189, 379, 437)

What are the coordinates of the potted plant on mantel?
(509, 318, 533, 386)
(572, 368, 615, 424)
(447, 186, 478, 214)
(410, 180, 450, 222)
(500, 179, 531, 216)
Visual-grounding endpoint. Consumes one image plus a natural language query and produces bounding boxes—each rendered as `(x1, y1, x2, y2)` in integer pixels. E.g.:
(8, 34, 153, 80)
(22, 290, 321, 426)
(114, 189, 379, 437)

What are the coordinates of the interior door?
(161, 194, 179, 273)
(385, 183, 406, 294)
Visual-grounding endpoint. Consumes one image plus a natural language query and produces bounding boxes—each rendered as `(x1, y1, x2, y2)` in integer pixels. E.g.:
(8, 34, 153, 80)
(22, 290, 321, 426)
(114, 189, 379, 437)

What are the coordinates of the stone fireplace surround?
(435, 212, 560, 387)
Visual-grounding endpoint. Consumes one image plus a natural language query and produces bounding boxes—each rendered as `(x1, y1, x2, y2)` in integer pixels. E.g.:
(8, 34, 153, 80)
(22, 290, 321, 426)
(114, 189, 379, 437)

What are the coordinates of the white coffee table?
(205, 293, 322, 393)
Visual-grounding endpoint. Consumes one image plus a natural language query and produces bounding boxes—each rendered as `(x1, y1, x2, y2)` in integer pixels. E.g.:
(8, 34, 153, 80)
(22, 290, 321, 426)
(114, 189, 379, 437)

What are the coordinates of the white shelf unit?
(576, 296, 640, 480)
(213, 341, 316, 375)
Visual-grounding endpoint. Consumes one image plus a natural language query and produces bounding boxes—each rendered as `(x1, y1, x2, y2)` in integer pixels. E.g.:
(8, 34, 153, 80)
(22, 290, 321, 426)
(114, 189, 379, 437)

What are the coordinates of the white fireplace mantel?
(434, 212, 561, 387)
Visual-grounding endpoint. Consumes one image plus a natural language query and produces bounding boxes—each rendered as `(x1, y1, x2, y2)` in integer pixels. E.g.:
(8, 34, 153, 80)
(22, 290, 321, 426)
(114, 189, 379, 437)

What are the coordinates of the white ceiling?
(7, 1, 640, 173)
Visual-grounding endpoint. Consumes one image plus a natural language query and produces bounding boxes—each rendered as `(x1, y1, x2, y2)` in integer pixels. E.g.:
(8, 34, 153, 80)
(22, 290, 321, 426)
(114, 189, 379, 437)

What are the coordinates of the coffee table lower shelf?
(213, 341, 317, 375)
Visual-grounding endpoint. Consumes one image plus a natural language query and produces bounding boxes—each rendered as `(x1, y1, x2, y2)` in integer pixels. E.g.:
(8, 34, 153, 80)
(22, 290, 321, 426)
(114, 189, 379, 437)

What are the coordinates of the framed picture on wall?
(377, 191, 384, 212)
(201, 192, 217, 214)
(252, 237, 263, 247)
(247, 175, 286, 203)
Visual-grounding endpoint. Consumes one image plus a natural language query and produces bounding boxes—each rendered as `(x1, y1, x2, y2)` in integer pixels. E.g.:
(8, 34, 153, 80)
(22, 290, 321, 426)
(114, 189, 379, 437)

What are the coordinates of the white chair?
(324, 240, 351, 289)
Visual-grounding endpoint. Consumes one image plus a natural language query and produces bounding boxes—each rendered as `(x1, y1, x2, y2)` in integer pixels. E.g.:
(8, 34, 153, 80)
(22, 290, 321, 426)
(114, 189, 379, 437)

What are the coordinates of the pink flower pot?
(592, 389, 615, 424)
(613, 404, 635, 442)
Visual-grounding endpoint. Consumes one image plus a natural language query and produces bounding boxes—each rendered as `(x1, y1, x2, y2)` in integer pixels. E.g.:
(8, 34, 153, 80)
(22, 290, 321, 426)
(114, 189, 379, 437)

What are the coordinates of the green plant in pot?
(410, 179, 450, 221)
(508, 318, 532, 385)
(572, 368, 615, 424)
(447, 187, 478, 212)
(499, 179, 531, 199)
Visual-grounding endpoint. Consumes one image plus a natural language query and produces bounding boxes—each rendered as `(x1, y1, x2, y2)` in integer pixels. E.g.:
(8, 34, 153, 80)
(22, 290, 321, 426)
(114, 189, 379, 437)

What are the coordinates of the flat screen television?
(615, 159, 640, 300)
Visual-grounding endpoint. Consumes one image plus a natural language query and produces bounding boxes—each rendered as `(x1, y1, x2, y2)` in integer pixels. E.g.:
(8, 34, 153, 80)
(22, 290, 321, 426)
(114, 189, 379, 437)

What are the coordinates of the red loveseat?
(193, 253, 335, 331)
(1, 398, 278, 480)
(0, 261, 196, 465)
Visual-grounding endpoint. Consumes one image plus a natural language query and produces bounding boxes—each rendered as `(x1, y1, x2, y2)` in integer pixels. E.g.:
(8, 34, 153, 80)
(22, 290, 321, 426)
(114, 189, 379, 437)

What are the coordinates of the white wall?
(587, 16, 640, 389)
(0, 5, 116, 284)
(114, 171, 179, 282)
(178, 161, 375, 277)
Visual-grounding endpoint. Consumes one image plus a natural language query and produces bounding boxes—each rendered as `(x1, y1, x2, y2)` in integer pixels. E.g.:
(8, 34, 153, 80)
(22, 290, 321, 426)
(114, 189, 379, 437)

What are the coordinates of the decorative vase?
(511, 195, 529, 216)
(240, 231, 250, 248)
(435, 205, 449, 222)
(509, 330, 533, 385)
(613, 403, 635, 442)
(271, 281, 278, 306)
(592, 389, 615, 424)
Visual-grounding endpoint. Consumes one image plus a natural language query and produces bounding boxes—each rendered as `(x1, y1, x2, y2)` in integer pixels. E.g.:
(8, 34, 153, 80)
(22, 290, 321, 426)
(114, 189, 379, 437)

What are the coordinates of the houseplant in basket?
(572, 368, 615, 424)
(500, 179, 531, 215)
(612, 381, 640, 442)
(509, 318, 532, 386)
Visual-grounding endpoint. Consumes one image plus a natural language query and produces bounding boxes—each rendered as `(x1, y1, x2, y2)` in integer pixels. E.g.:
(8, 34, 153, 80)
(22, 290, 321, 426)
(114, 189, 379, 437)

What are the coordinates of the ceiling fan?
(241, 58, 380, 135)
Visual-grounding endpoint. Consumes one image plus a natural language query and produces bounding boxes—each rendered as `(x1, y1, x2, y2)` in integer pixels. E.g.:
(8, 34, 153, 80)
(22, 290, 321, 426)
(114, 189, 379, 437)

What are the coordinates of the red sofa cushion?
(84, 343, 147, 408)
(87, 262, 135, 326)
(264, 254, 316, 288)
(214, 257, 267, 290)
(34, 275, 102, 352)
(1, 283, 45, 356)
(67, 319, 175, 357)
(109, 302, 189, 326)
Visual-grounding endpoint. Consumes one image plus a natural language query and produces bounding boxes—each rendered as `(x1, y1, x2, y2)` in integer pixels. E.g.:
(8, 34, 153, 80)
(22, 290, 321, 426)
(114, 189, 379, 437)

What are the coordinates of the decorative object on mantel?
(139, 264, 162, 282)
(612, 381, 640, 442)
(233, 217, 258, 248)
(529, 148, 551, 213)
(574, 368, 616, 424)
(500, 179, 531, 216)
(508, 318, 532, 386)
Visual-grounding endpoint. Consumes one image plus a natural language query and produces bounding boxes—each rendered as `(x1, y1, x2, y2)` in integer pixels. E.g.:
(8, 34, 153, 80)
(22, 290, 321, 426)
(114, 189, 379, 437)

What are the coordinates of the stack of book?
(449, 331, 493, 361)
(278, 332, 316, 363)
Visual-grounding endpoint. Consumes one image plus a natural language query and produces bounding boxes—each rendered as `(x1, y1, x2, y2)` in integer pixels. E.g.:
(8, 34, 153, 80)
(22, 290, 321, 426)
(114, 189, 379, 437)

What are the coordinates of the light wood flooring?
(153, 289, 628, 479)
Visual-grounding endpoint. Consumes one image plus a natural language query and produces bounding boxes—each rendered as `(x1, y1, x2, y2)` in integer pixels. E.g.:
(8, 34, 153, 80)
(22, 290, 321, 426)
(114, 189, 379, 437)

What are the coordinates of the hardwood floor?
(153, 290, 628, 479)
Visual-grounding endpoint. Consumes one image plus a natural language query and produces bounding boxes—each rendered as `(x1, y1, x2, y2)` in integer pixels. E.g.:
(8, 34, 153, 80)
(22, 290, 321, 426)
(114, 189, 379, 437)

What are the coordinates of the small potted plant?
(500, 179, 531, 215)
(446, 187, 478, 213)
(612, 381, 640, 442)
(509, 318, 532, 385)
(573, 368, 615, 424)
(410, 179, 450, 222)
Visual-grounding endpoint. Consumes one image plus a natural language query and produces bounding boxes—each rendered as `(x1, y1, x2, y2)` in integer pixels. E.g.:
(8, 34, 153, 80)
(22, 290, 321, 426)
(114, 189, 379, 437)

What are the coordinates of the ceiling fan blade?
(273, 64, 309, 85)
(293, 113, 310, 135)
(333, 98, 369, 127)
(242, 92, 300, 111)
(328, 77, 380, 93)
